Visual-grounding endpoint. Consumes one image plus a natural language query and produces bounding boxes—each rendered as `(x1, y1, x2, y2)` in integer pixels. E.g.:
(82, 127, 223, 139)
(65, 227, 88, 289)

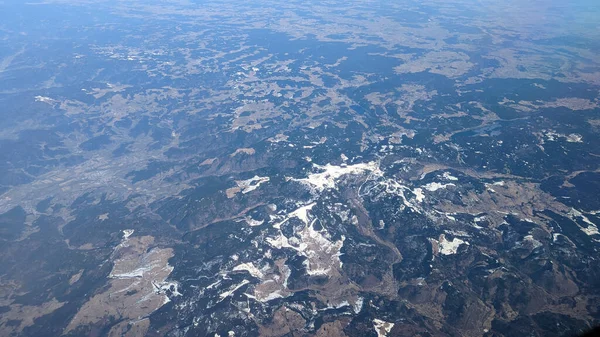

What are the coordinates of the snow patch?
(552, 233, 567, 242)
(273, 203, 315, 229)
(266, 233, 294, 250)
(437, 234, 469, 255)
(373, 319, 394, 337)
(236, 176, 270, 194)
(257, 291, 285, 302)
(442, 172, 459, 181)
(289, 203, 316, 225)
(267, 207, 345, 276)
(423, 182, 455, 191)
(413, 188, 425, 202)
(566, 134, 583, 143)
(155, 281, 182, 301)
(122, 229, 134, 239)
(445, 214, 456, 221)
(360, 172, 422, 213)
(569, 209, 600, 236)
(523, 235, 543, 249)
(293, 162, 378, 192)
(233, 263, 264, 279)
(474, 215, 486, 222)
(541, 130, 583, 143)
(218, 280, 250, 301)
(302, 227, 345, 276)
(353, 297, 364, 314)
(412, 182, 454, 202)
(35, 96, 56, 103)
(244, 216, 264, 227)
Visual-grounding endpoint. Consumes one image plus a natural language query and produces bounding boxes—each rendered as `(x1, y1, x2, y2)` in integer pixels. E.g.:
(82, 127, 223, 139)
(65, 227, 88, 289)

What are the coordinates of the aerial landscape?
(0, 0, 599, 336)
